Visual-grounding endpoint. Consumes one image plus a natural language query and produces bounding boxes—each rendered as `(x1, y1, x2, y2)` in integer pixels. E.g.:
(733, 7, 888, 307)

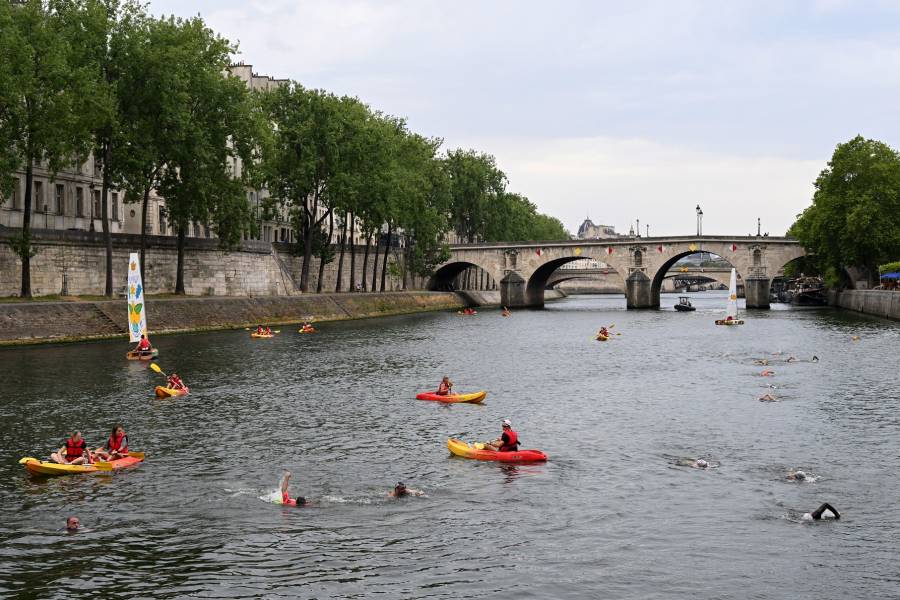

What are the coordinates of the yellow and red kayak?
(20, 454, 144, 476)
(416, 391, 487, 404)
(126, 348, 158, 360)
(155, 385, 189, 398)
(447, 438, 548, 463)
(596, 334, 609, 342)
(298, 328, 316, 334)
(251, 333, 274, 338)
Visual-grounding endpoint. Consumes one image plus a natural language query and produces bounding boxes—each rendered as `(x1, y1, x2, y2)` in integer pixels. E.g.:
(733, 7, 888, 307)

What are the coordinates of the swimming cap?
(794, 471, 806, 480)
(696, 459, 708, 468)
(502, 419, 512, 427)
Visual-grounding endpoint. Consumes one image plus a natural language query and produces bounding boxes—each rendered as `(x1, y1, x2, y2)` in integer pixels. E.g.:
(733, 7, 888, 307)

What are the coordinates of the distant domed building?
(576, 218, 621, 240)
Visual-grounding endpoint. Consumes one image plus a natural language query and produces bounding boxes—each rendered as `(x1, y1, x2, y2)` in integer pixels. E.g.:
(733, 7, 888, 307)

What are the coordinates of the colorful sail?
(126, 253, 148, 342)
(725, 268, 739, 320)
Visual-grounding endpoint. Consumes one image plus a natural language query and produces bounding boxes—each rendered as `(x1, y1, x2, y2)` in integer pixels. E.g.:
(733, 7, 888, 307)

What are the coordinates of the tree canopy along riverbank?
(790, 136, 900, 288)
(0, 0, 568, 299)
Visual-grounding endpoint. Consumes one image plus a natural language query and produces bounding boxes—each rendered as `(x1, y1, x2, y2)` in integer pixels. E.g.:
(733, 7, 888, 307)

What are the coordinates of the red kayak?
(416, 391, 486, 404)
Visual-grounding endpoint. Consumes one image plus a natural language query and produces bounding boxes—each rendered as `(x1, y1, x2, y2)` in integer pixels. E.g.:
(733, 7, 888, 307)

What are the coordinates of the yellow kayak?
(155, 385, 189, 398)
(251, 333, 274, 338)
(20, 454, 144, 476)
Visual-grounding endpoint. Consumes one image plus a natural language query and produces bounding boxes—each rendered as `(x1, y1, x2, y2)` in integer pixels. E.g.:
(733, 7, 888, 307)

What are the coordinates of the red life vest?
(499, 429, 519, 452)
(437, 382, 451, 395)
(138, 338, 151, 350)
(107, 433, 127, 453)
(65, 437, 86, 460)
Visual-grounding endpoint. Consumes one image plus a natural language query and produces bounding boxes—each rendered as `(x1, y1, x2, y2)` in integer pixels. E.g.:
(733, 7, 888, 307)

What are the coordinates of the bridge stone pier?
(427, 236, 805, 310)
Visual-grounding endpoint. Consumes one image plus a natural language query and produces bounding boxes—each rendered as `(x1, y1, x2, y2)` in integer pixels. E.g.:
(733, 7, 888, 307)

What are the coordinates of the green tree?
(63, 0, 145, 296)
(259, 83, 349, 292)
(153, 15, 261, 294)
(0, 0, 94, 297)
(790, 135, 900, 287)
(445, 149, 506, 243)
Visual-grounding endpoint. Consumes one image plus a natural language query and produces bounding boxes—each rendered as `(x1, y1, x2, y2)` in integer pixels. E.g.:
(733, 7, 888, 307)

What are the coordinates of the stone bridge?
(545, 266, 737, 292)
(427, 236, 805, 309)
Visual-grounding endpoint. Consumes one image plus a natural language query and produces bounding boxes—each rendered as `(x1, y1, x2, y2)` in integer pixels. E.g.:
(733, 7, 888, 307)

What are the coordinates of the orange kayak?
(447, 438, 548, 463)
(416, 391, 486, 403)
(155, 385, 189, 398)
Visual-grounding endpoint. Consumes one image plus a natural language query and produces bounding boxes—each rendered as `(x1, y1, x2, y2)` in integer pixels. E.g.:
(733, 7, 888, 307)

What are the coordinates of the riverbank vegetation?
(790, 135, 900, 287)
(0, 1, 568, 298)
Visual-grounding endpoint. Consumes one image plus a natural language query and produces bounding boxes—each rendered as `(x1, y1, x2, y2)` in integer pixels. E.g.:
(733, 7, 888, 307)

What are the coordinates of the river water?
(1, 292, 899, 599)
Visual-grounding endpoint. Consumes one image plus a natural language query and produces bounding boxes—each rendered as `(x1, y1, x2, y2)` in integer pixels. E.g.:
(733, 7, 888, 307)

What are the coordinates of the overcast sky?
(149, 0, 900, 236)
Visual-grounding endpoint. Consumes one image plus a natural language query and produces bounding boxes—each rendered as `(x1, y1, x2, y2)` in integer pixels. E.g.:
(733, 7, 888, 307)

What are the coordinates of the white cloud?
(461, 136, 822, 236)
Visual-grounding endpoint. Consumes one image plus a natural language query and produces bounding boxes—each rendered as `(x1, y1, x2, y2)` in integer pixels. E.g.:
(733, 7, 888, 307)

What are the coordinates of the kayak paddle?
(128, 451, 145, 459)
(149, 363, 168, 378)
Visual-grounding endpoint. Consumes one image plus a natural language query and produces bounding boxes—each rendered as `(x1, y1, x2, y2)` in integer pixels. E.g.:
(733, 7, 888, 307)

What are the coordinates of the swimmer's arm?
(280, 472, 291, 494)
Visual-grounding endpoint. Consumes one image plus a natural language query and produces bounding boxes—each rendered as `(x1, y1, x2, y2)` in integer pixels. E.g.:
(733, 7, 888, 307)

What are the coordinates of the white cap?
(502, 419, 512, 427)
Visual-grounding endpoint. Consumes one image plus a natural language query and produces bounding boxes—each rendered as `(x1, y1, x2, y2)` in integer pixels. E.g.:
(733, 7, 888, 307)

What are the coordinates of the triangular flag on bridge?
(536, 248, 542, 256)
(606, 247, 614, 255)
(657, 244, 665, 253)
(730, 243, 738, 252)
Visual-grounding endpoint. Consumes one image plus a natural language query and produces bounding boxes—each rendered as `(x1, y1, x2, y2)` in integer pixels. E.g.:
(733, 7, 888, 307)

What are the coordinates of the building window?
(10, 178, 19, 209)
(34, 181, 44, 212)
(112, 192, 119, 221)
(753, 249, 762, 266)
(92, 190, 101, 219)
(76, 187, 84, 216)
(158, 207, 166, 234)
(55, 184, 65, 215)
(634, 250, 643, 267)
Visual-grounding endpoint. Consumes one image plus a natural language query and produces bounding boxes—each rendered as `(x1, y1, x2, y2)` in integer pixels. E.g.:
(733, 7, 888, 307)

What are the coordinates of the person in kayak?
(388, 481, 424, 498)
(66, 516, 80, 532)
(502, 306, 510, 317)
(802, 502, 840, 521)
(485, 419, 519, 452)
(436, 376, 453, 396)
(598, 326, 610, 338)
(301, 322, 314, 332)
(167, 373, 186, 391)
(50, 432, 93, 465)
(265, 326, 272, 335)
(133, 334, 152, 354)
(279, 471, 306, 506)
(93, 424, 128, 461)
(256, 325, 264, 334)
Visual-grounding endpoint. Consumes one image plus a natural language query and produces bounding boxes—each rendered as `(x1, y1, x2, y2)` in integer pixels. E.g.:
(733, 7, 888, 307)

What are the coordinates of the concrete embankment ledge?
(0, 291, 471, 346)
(829, 289, 900, 321)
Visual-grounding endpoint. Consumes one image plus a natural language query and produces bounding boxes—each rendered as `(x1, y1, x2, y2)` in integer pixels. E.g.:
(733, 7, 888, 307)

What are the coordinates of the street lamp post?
(89, 182, 96, 232)
(757, 217, 761, 237)
(695, 205, 703, 236)
(636, 218, 640, 238)
(646, 224, 649, 237)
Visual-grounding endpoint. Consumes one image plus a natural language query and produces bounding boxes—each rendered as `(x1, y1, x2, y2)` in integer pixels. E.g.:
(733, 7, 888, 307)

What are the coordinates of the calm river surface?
(1, 292, 899, 599)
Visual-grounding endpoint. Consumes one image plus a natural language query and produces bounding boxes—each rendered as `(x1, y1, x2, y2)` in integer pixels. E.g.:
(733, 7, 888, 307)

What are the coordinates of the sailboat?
(125, 252, 158, 360)
(714, 268, 745, 326)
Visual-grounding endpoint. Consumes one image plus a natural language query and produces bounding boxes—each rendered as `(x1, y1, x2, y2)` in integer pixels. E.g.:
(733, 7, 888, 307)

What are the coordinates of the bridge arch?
(649, 251, 742, 308)
(427, 261, 500, 292)
(525, 256, 603, 305)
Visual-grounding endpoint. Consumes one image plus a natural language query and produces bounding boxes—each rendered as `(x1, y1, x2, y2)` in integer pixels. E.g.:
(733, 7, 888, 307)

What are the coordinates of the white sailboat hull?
(715, 267, 745, 326)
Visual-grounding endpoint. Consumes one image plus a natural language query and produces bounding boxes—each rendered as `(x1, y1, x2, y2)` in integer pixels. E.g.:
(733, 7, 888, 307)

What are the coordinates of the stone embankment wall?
(829, 290, 900, 321)
(0, 292, 468, 345)
(0, 228, 408, 297)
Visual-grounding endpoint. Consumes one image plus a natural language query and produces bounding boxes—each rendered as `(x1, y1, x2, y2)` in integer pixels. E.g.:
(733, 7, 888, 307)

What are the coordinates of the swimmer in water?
(802, 502, 840, 521)
(786, 356, 797, 363)
(278, 471, 306, 507)
(388, 482, 425, 498)
(754, 359, 769, 366)
(66, 516, 80, 532)
(759, 393, 777, 402)
(761, 369, 775, 376)
(812, 356, 819, 362)
(692, 459, 710, 469)
(787, 470, 807, 481)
